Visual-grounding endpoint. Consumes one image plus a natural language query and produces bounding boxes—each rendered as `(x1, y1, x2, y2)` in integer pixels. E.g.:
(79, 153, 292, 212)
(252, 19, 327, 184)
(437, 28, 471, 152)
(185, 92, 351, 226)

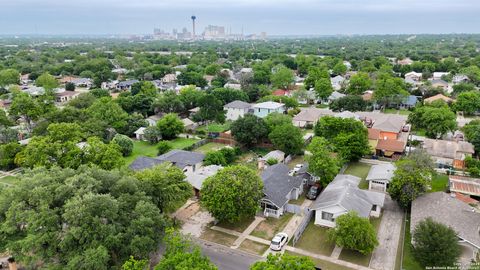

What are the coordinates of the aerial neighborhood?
(1, 33, 480, 270)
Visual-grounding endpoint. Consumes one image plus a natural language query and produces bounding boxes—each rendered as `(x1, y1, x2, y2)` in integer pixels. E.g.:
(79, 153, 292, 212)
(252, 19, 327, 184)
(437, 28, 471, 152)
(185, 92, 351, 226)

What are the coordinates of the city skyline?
(0, 0, 479, 35)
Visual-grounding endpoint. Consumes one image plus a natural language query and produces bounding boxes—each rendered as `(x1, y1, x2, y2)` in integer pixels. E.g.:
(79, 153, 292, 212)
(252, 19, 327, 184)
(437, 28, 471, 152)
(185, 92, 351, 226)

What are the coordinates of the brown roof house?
(292, 108, 334, 128)
(423, 139, 474, 169)
(411, 192, 480, 264)
(424, 93, 453, 104)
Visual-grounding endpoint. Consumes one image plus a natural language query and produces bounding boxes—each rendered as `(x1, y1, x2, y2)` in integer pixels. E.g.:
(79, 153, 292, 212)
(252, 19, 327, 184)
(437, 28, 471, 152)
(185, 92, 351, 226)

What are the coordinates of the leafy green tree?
(453, 91, 480, 115)
(304, 66, 329, 90)
(144, 126, 162, 144)
(374, 75, 408, 107)
(35, 72, 59, 90)
(0, 142, 22, 170)
(253, 60, 273, 85)
(205, 63, 221, 75)
(179, 86, 204, 110)
(153, 91, 185, 113)
(412, 218, 461, 268)
(307, 137, 340, 186)
(203, 151, 227, 166)
(333, 62, 347, 75)
(231, 115, 269, 148)
(122, 256, 148, 270)
(9, 91, 42, 132)
(177, 71, 207, 88)
(157, 141, 172, 155)
(259, 95, 299, 109)
(314, 116, 370, 162)
(271, 65, 294, 89)
(460, 65, 480, 85)
(387, 159, 431, 208)
(264, 112, 292, 131)
(463, 120, 480, 153)
(212, 87, 249, 104)
(0, 166, 168, 269)
(408, 105, 457, 139)
(269, 124, 304, 155)
(135, 163, 192, 213)
(330, 95, 367, 112)
(452, 83, 476, 96)
(90, 88, 111, 98)
(83, 137, 125, 170)
(201, 165, 263, 223)
(314, 78, 334, 100)
(328, 211, 378, 255)
(157, 113, 184, 140)
(250, 254, 315, 270)
(112, 134, 134, 156)
(347, 72, 371, 95)
(87, 97, 129, 132)
(68, 92, 96, 109)
(195, 94, 226, 123)
(65, 82, 76, 91)
(0, 69, 20, 86)
(154, 228, 217, 270)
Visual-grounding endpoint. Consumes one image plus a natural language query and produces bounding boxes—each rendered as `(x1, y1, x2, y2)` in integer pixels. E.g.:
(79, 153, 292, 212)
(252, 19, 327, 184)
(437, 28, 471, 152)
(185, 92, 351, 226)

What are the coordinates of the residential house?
(449, 175, 480, 201)
(327, 91, 346, 103)
(366, 163, 396, 192)
(162, 73, 177, 84)
(292, 108, 334, 128)
(260, 164, 305, 218)
(358, 112, 409, 158)
(411, 192, 480, 262)
(71, 78, 93, 88)
(397, 58, 413, 66)
(146, 114, 163, 126)
(185, 165, 223, 197)
(399, 95, 418, 109)
(272, 89, 292, 97)
(129, 149, 205, 175)
(224, 100, 252, 121)
(330, 75, 346, 91)
(430, 79, 451, 92)
(422, 139, 475, 169)
(453, 74, 470, 85)
(404, 71, 422, 82)
(433, 72, 450, 80)
(258, 150, 285, 170)
(134, 127, 146, 141)
(182, 118, 196, 131)
(55, 91, 81, 103)
(252, 101, 286, 118)
(224, 83, 242, 90)
(423, 93, 453, 104)
(310, 174, 385, 228)
(116, 80, 139, 91)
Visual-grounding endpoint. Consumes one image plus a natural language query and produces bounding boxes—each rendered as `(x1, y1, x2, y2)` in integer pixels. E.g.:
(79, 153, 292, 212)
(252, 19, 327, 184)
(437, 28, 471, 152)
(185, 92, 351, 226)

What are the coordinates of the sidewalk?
(286, 246, 373, 270)
(231, 216, 265, 248)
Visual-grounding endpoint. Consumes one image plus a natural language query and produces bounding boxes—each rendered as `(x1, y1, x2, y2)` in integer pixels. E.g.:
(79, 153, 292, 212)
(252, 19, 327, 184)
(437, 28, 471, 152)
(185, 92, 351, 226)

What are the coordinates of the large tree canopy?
(231, 114, 269, 148)
(0, 166, 168, 269)
(250, 254, 315, 270)
(306, 137, 340, 187)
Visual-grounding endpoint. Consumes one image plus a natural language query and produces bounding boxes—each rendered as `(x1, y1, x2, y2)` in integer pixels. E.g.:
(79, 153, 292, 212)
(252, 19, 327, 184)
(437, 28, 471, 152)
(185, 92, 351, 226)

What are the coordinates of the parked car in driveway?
(270, 232, 288, 251)
(306, 185, 320, 200)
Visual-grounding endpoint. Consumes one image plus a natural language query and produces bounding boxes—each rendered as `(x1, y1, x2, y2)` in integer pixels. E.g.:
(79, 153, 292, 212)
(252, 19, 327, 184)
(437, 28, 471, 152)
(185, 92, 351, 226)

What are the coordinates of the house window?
(321, 212, 334, 221)
(372, 205, 377, 211)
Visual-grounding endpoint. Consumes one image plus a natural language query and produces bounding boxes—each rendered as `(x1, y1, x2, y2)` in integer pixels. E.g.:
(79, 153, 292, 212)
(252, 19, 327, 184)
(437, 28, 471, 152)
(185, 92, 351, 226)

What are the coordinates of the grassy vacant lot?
(217, 217, 255, 233)
(194, 142, 226, 153)
(343, 162, 372, 189)
(285, 251, 355, 270)
(124, 138, 200, 165)
(238, 239, 269, 255)
(0, 176, 19, 186)
(429, 174, 449, 192)
(200, 227, 237, 247)
(250, 213, 293, 240)
(197, 122, 231, 133)
(292, 221, 335, 256)
(338, 214, 382, 267)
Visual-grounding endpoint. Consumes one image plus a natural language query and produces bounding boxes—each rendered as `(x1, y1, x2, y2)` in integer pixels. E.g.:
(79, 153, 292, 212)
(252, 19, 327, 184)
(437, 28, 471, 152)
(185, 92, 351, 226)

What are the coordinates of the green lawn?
(238, 239, 269, 255)
(292, 221, 335, 256)
(343, 162, 372, 189)
(429, 174, 449, 192)
(197, 122, 231, 133)
(124, 138, 200, 166)
(0, 176, 19, 186)
(217, 217, 255, 233)
(200, 227, 238, 247)
(194, 142, 227, 154)
(413, 129, 427, 137)
(402, 214, 423, 270)
(316, 104, 329, 109)
(285, 251, 355, 270)
(384, 109, 411, 116)
(250, 213, 293, 240)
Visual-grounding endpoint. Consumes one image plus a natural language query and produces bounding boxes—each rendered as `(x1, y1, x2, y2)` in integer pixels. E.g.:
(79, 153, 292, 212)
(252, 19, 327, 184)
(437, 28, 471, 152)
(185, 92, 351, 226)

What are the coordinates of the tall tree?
(347, 72, 371, 95)
(0, 69, 20, 86)
(231, 115, 269, 148)
(453, 91, 480, 115)
(307, 137, 340, 187)
(314, 78, 334, 101)
(201, 165, 263, 223)
(270, 65, 294, 90)
(269, 124, 304, 155)
(156, 113, 184, 140)
(35, 72, 59, 90)
(250, 254, 315, 270)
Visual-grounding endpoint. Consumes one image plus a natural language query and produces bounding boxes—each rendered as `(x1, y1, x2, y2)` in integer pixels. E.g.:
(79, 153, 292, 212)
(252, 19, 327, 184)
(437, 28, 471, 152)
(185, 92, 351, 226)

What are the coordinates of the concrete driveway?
(173, 199, 214, 237)
(370, 196, 404, 270)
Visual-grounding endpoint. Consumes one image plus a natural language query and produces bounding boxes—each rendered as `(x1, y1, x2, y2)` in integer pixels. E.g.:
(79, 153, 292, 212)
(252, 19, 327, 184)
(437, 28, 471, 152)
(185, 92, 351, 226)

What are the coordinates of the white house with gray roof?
(260, 164, 306, 218)
(224, 100, 251, 121)
(366, 163, 396, 192)
(310, 174, 385, 228)
(185, 165, 223, 197)
(252, 101, 286, 118)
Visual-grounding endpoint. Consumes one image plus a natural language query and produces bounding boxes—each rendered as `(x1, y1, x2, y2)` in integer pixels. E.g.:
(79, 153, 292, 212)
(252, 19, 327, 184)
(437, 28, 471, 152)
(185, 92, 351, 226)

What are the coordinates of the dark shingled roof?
(261, 164, 304, 208)
(129, 149, 205, 171)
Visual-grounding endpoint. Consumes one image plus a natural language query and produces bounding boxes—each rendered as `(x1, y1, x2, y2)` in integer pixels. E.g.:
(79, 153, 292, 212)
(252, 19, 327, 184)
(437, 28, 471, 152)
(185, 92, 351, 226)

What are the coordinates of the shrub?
(157, 141, 172, 155)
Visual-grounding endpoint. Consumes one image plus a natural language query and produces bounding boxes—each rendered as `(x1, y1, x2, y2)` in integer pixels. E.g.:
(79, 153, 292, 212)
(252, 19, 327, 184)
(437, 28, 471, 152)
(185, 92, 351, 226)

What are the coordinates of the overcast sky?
(1, 0, 479, 35)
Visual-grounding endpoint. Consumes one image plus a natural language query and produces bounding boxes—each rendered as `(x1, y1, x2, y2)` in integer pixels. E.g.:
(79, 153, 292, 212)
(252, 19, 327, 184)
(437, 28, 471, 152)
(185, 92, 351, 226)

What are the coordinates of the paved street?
(196, 239, 261, 270)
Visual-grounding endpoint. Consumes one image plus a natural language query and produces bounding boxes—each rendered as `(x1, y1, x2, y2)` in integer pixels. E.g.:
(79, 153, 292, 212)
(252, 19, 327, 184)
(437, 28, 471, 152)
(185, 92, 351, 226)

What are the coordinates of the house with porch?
(310, 174, 385, 228)
(252, 101, 286, 118)
(260, 164, 305, 218)
(366, 163, 396, 192)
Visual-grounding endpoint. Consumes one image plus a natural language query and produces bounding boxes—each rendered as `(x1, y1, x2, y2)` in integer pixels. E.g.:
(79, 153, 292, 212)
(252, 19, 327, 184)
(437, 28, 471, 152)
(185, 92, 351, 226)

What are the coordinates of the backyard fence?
(183, 139, 209, 151)
(291, 208, 314, 246)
